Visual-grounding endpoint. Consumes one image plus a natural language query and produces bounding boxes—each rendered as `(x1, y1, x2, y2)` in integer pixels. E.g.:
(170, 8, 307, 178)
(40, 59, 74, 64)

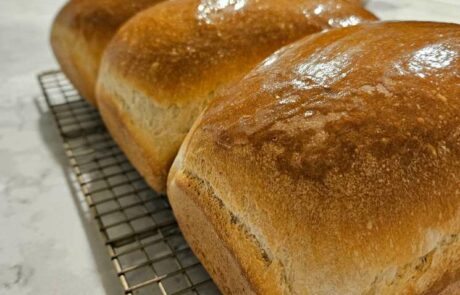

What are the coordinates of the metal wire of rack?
(37, 70, 220, 295)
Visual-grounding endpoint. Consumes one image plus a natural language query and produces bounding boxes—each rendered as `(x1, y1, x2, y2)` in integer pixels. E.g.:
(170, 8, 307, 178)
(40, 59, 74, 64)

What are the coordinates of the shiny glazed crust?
(50, 0, 162, 105)
(168, 22, 460, 294)
(97, 0, 377, 193)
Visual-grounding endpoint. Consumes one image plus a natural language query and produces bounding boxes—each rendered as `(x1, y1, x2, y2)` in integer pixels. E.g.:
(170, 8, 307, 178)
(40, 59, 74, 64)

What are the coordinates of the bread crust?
(50, 0, 163, 105)
(97, 86, 168, 191)
(168, 22, 460, 294)
(97, 0, 377, 192)
(169, 171, 268, 295)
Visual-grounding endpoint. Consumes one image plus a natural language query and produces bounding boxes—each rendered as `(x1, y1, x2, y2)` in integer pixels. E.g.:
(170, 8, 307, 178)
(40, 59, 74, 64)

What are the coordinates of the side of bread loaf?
(97, 0, 377, 193)
(50, 0, 162, 105)
(168, 22, 460, 294)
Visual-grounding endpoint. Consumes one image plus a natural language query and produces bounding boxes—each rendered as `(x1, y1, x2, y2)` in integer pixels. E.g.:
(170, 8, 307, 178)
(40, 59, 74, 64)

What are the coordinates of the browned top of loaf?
(54, 0, 161, 44)
(101, 0, 376, 106)
(51, 0, 163, 104)
(178, 22, 460, 294)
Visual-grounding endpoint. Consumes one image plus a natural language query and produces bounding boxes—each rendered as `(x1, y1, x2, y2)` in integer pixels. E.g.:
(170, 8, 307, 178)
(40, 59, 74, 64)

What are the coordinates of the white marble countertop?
(0, 0, 458, 294)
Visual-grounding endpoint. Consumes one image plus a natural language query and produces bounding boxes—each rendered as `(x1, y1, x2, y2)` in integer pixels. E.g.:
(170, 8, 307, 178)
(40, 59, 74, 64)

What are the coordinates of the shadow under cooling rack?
(38, 70, 220, 295)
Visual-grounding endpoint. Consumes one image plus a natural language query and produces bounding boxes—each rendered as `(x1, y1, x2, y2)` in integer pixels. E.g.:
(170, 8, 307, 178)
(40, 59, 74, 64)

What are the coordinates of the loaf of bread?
(50, 0, 163, 105)
(96, 0, 377, 193)
(168, 21, 460, 294)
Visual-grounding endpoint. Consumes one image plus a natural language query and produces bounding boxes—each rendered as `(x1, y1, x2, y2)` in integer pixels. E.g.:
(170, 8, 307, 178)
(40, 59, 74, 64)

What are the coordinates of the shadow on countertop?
(34, 96, 124, 295)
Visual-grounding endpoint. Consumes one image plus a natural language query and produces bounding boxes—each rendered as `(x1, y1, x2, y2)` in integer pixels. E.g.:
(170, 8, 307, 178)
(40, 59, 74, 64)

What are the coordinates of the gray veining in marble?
(0, 0, 123, 294)
(0, 0, 458, 294)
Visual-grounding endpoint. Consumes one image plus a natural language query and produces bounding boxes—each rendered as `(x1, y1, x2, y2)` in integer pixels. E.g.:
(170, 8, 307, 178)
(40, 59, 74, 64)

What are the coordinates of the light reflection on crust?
(408, 44, 458, 78)
(197, 0, 247, 24)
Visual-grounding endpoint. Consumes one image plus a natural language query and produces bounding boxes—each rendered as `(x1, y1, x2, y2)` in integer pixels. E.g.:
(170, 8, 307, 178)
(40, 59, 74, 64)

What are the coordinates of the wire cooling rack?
(38, 70, 220, 295)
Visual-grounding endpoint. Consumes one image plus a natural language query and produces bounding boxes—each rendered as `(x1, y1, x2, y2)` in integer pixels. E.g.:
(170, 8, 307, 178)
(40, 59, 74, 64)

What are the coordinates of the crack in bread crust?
(365, 234, 460, 294)
(182, 169, 274, 265)
(169, 168, 291, 295)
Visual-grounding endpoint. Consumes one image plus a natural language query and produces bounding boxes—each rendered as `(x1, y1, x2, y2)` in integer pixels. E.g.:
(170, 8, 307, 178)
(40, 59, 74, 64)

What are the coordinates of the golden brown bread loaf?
(96, 0, 377, 193)
(168, 21, 460, 294)
(50, 0, 163, 105)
